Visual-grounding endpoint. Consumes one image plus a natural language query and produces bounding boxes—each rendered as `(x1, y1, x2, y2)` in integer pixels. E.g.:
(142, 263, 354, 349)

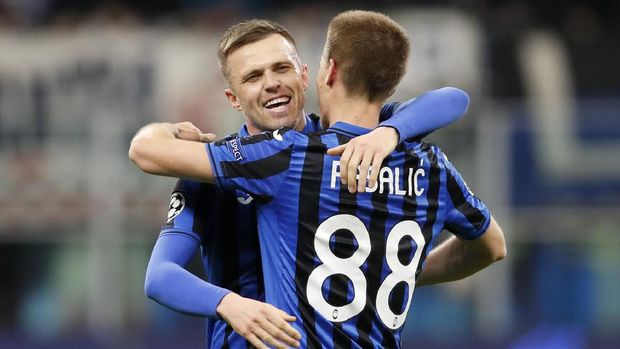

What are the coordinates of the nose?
(264, 70, 280, 92)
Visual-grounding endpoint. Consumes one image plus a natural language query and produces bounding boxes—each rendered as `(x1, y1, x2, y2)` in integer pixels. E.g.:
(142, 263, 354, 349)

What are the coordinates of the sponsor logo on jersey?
(166, 192, 185, 223)
(237, 193, 254, 205)
(272, 129, 284, 141)
(226, 137, 245, 161)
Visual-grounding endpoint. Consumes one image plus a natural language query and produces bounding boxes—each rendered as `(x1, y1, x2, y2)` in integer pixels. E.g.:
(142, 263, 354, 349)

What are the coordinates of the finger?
(274, 308, 296, 323)
(246, 333, 270, 349)
(254, 326, 287, 349)
(171, 126, 182, 139)
(270, 312, 301, 341)
(262, 319, 300, 347)
(178, 121, 201, 132)
(326, 144, 346, 156)
(347, 149, 362, 193)
(368, 153, 384, 189)
(357, 153, 373, 193)
(339, 145, 353, 185)
(176, 128, 201, 141)
(198, 132, 217, 143)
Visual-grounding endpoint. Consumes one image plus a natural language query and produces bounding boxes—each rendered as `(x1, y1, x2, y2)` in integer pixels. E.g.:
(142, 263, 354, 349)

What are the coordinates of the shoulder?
(172, 179, 247, 211)
(174, 178, 205, 191)
(213, 132, 240, 146)
(173, 178, 219, 196)
(305, 113, 322, 132)
(399, 140, 448, 164)
(236, 127, 297, 146)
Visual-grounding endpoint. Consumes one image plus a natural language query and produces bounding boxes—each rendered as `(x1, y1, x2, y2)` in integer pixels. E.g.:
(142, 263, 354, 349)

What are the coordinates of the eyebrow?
(241, 69, 263, 82)
(240, 61, 294, 82)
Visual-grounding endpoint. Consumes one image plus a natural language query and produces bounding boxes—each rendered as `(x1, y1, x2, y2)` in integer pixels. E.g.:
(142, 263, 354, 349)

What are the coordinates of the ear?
(301, 63, 309, 90)
(325, 58, 337, 87)
(224, 88, 242, 111)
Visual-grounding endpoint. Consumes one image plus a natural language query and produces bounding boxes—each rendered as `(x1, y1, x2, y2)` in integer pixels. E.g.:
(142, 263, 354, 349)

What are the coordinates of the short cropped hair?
(325, 10, 410, 102)
(217, 19, 299, 84)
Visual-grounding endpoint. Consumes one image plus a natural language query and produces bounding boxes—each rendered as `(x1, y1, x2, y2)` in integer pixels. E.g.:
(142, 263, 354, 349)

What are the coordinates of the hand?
(170, 122, 216, 143)
(216, 293, 301, 349)
(327, 126, 398, 193)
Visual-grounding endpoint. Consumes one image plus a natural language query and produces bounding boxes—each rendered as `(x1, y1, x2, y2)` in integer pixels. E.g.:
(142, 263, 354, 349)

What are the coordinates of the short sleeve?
(440, 150, 491, 240)
(206, 128, 295, 201)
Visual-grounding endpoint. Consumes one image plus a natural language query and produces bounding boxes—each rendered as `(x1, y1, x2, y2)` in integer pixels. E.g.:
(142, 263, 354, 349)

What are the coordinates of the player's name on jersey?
(329, 160, 425, 197)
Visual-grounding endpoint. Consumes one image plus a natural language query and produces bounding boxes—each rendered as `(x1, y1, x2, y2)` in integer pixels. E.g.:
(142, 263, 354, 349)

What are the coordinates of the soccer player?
(141, 19, 470, 349)
(132, 15, 493, 349)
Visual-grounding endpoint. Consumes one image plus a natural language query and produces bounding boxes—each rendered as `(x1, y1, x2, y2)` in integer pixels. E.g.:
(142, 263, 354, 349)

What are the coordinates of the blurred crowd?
(0, 1, 619, 348)
(1, 0, 618, 98)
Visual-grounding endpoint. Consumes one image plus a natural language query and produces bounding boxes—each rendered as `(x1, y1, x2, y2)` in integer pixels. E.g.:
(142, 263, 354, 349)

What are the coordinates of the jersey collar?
(328, 121, 372, 137)
(238, 113, 320, 137)
(239, 124, 250, 137)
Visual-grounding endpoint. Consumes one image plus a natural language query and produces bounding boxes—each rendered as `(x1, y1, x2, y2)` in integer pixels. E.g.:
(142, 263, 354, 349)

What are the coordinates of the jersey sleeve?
(379, 102, 401, 121)
(145, 233, 230, 318)
(206, 128, 295, 201)
(160, 179, 209, 243)
(438, 149, 491, 240)
(379, 87, 469, 142)
(150, 179, 232, 318)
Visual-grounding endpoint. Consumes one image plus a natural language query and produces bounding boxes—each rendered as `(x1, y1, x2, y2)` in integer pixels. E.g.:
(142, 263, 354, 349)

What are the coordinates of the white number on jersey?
(306, 214, 426, 329)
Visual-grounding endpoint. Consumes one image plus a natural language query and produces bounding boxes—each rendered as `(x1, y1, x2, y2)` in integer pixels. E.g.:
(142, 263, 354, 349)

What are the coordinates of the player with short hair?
(134, 14, 488, 349)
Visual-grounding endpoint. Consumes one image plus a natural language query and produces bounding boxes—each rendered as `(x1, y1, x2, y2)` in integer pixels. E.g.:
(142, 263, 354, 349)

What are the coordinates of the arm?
(145, 233, 301, 349)
(327, 87, 470, 193)
(145, 233, 229, 317)
(129, 122, 215, 182)
(416, 216, 506, 286)
(378, 86, 470, 142)
(130, 123, 292, 199)
(418, 149, 507, 286)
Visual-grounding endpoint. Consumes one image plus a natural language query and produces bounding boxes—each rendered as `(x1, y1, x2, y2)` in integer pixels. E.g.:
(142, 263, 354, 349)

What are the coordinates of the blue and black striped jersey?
(159, 114, 321, 349)
(161, 179, 262, 349)
(206, 121, 491, 348)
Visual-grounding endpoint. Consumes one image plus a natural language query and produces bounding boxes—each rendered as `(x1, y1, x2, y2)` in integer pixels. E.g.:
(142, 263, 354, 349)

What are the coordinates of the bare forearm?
(129, 123, 180, 174)
(417, 237, 491, 286)
(128, 122, 215, 182)
(417, 217, 506, 286)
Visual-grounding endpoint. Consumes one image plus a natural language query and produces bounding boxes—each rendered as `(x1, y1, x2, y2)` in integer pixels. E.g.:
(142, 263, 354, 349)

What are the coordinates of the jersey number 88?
(306, 214, 426, 329)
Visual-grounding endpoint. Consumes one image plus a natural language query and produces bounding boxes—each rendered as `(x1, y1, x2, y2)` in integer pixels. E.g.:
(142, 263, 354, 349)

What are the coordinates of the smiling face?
(224, 34, 309, 134)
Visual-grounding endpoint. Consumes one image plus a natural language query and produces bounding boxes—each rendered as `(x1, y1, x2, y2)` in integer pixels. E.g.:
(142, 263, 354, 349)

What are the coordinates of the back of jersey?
(207, 122, 490, 348)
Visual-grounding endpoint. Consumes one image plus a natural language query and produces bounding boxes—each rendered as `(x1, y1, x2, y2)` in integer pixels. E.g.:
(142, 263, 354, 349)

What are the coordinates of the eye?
(243, 73, 260, 83)
(276, 65, 291, 73)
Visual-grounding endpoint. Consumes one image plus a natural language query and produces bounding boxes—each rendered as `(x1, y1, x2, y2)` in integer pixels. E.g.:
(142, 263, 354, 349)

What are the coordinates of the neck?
(245, 112, 306, 135)
(326, 94, 382, 129)
(245, 123, 262, 135)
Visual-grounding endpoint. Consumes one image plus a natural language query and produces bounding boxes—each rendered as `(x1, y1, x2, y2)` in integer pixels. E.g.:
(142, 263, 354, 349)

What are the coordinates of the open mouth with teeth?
(264, 96, 291, 110)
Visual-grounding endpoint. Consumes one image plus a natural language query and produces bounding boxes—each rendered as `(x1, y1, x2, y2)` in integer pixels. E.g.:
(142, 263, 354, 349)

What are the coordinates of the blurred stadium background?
(1, 1, 619, 348)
